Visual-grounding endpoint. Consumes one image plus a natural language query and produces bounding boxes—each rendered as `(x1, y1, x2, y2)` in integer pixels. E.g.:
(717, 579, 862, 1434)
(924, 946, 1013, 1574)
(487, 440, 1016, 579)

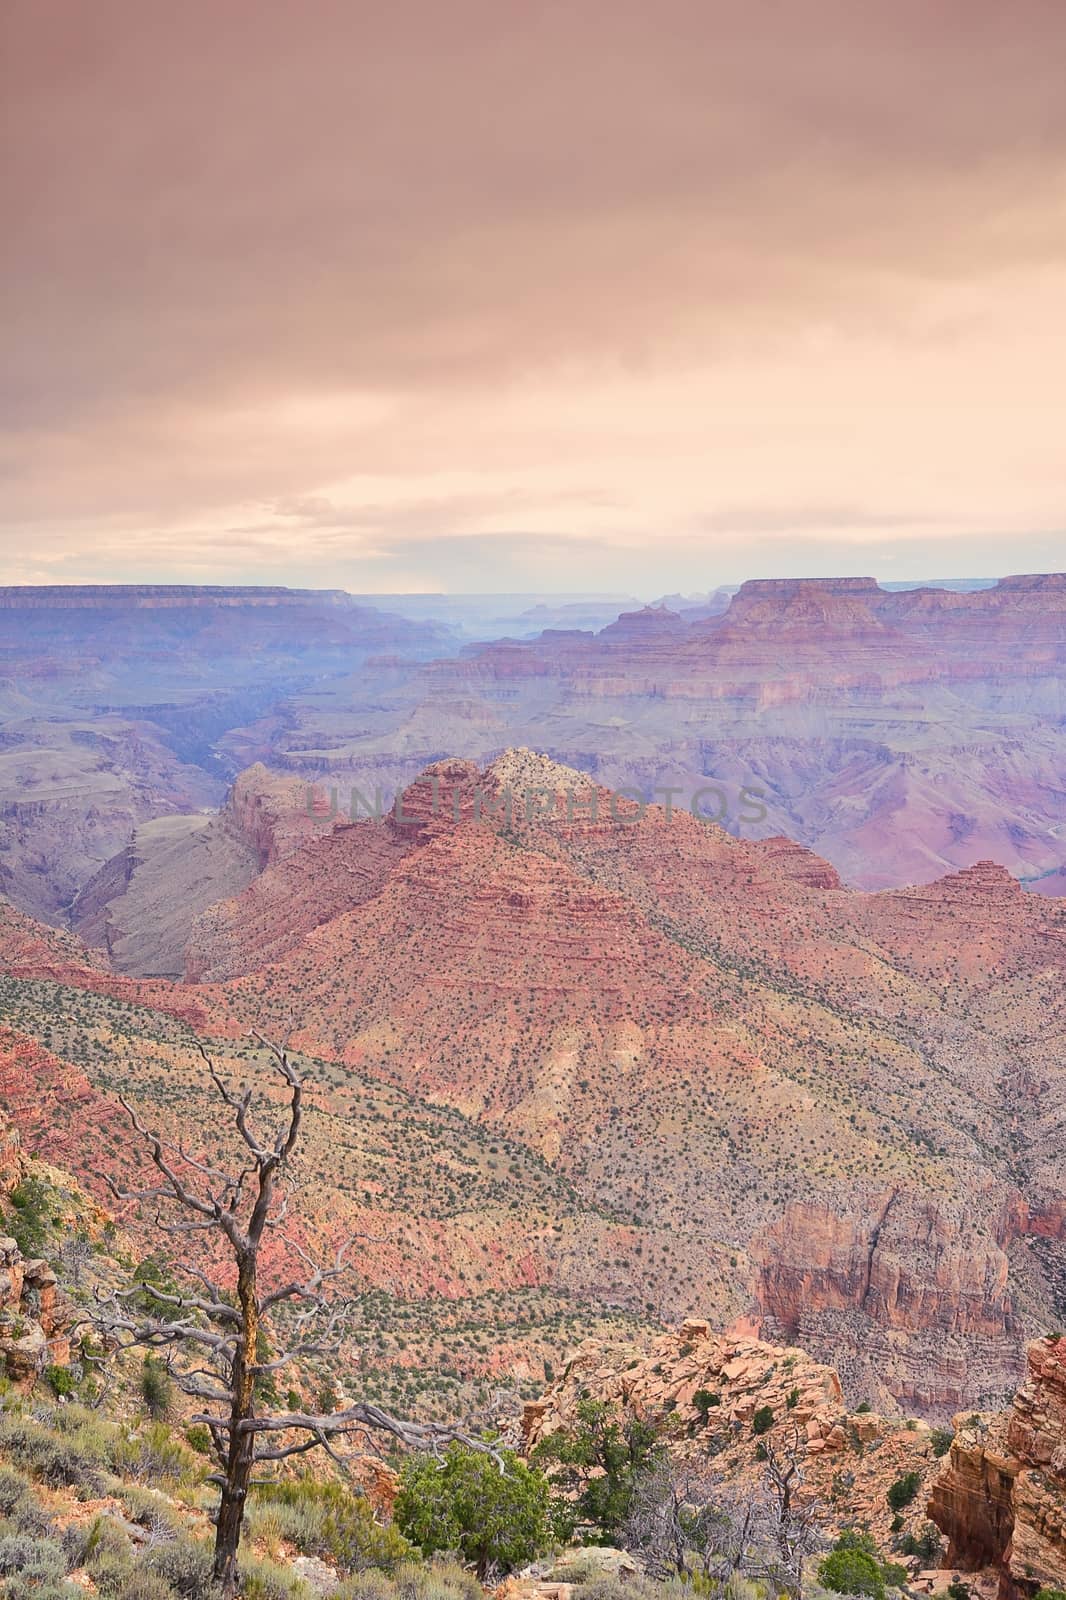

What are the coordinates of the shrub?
(1033, 1591, 1066, 1600)
(112, 1422, 199, 1485)
(111, 1483, 182, 1540)
(819, 1546, 886, 1599)
(531, 1398, 663, 1540)
(116, 1575, 174, 1600)
(332, 1571, 398, 1600)
(7, 1177, 55, 1258)
(0, 1467, 28, 1517)
(886, 1471, 921, 1512)
(0, 1417, 103, 1493)
(45, 1367, 77, 1400)
(930, 1427, 954, 1459)
(140, 1356, 172, 1421)
(238, 1550, 303, 1599)
(751, 1406, 774, 1436)
(692, 1390, 721, 1423)
(252, 1477, 412, 1574)
(395, 1443, 553, 1576)
(901, 1525, 943, 1564)
(0, 1531, 67, 1583)
(143, 1537, 221, 1597)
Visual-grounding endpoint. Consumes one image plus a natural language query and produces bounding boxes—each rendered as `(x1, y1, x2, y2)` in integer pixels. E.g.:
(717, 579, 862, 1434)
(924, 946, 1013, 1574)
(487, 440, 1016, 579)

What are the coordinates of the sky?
(2, 0, 1065, 594)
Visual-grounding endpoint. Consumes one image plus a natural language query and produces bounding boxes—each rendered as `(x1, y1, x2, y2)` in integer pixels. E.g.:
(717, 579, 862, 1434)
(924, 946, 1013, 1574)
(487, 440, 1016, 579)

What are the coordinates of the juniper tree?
(92, 1031, 490, 1599)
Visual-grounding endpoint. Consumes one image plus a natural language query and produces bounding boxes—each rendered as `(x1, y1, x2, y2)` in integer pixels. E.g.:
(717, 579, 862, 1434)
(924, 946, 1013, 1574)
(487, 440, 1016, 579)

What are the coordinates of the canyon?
(1, 750, 1064, 1420)
(2, 575, 1064, 930)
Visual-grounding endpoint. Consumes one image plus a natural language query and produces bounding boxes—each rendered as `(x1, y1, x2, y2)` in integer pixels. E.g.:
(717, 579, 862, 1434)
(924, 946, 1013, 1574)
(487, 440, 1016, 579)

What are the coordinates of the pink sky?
(2, 0, 1065, 591)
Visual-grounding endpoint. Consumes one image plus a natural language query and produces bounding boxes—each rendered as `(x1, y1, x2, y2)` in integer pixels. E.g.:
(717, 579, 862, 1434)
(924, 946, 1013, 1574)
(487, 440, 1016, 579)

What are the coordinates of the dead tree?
(760, 1425, 827, 1597)
(92, 1031, 492, 1600)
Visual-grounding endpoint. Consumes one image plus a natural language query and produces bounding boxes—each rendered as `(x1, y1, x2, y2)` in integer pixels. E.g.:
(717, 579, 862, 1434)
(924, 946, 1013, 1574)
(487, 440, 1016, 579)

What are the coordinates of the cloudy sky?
(2, 0, 1065, 593)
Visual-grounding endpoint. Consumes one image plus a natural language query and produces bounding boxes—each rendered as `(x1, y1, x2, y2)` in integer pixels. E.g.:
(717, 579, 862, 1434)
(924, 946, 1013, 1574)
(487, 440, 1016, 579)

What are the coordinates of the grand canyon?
(2, 579, 1065, 1599)
(5, 5, 1066, 1592)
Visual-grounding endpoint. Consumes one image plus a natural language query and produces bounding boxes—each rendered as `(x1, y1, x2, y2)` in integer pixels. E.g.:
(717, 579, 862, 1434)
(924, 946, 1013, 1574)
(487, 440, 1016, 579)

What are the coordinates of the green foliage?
(111, 1422, 201, 1486)
(1033, 1591, 1066, 1600)
(114, 1576, 173, 1600)
(751, 1405, 774, 1436)
(886, 1470, 921, 1511)
(947, 1581, 970, 1600)
(895, 1524, 942, 1564)
(44, 1367, 77, 1399)
(395, 1443, 552, 1576)
(0, 1415, 104, 1493)
(531, 1398, 664, 1541)
(142, 1536, 220, 1597)
(930, 1427, 955, 1458)
(139, 1356, 172, 1421)
(692, 1390, 720, 1423)
(333, 1559, 482, 1600)
(184, 1425, 212, 1457)
(253, 1475, 412, 1574)
(6, 1176, 55, 1258)
(819, 1546, 886, 1599)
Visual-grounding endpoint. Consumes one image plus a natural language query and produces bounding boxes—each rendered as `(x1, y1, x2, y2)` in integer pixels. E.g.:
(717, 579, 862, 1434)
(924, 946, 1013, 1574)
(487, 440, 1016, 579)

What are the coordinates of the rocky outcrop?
(523, 1320, 944, 1551)
(0, 1112, 70, 1384)
(929, 1337, 1066, 1594)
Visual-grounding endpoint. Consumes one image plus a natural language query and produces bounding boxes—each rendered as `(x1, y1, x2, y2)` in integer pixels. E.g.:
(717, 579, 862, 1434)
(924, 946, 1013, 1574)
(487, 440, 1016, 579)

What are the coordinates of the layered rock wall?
(929, 1337, 1066, 1594)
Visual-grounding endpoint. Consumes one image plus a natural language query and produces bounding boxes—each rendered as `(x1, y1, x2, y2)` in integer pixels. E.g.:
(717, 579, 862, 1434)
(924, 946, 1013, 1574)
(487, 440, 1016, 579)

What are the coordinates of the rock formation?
(523, 1319, 945, 1552)
(929, 1336, 1066, 1594)
(0, 1110, 70, 1384)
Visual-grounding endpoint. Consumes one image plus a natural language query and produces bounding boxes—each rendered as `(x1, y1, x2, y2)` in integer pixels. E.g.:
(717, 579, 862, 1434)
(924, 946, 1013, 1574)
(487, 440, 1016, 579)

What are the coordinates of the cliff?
(929, 1336, 1066, 1594)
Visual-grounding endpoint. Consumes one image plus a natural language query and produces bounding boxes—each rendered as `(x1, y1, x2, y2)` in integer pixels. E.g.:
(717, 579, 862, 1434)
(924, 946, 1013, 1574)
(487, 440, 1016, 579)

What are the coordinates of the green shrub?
(7, 1177, 55, 1258)
(692, 1390, 721, 1423)
(395, 1443, 552, 1576)
(0, 1467, 28, 1517)
(143, 1537, 220, 1597)
(531, 1398, 663, 1541)
(0, 1417, 103, 1493)
(112, 1422, 199, 1486)
(238, 1550, 303, 1599)
(751, 1406, 774, 1436)
(819, 1546, 886, 1599)
(116, 1575, 173, 1600)
(930, 1427, 954, 1459)
(886, 1471, 921, 1511)
(112, 1483, 182, 1540)
(44, 1367, 78, 1400)
(140, 1357, 172, 1421)
(1033, 1590, 1066, 1600)
(252, 1476, 411, 1574)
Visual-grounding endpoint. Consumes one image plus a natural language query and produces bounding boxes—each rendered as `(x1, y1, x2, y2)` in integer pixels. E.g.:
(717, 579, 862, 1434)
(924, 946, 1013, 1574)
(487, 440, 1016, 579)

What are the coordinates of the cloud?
(1, 0, 1065, 586)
